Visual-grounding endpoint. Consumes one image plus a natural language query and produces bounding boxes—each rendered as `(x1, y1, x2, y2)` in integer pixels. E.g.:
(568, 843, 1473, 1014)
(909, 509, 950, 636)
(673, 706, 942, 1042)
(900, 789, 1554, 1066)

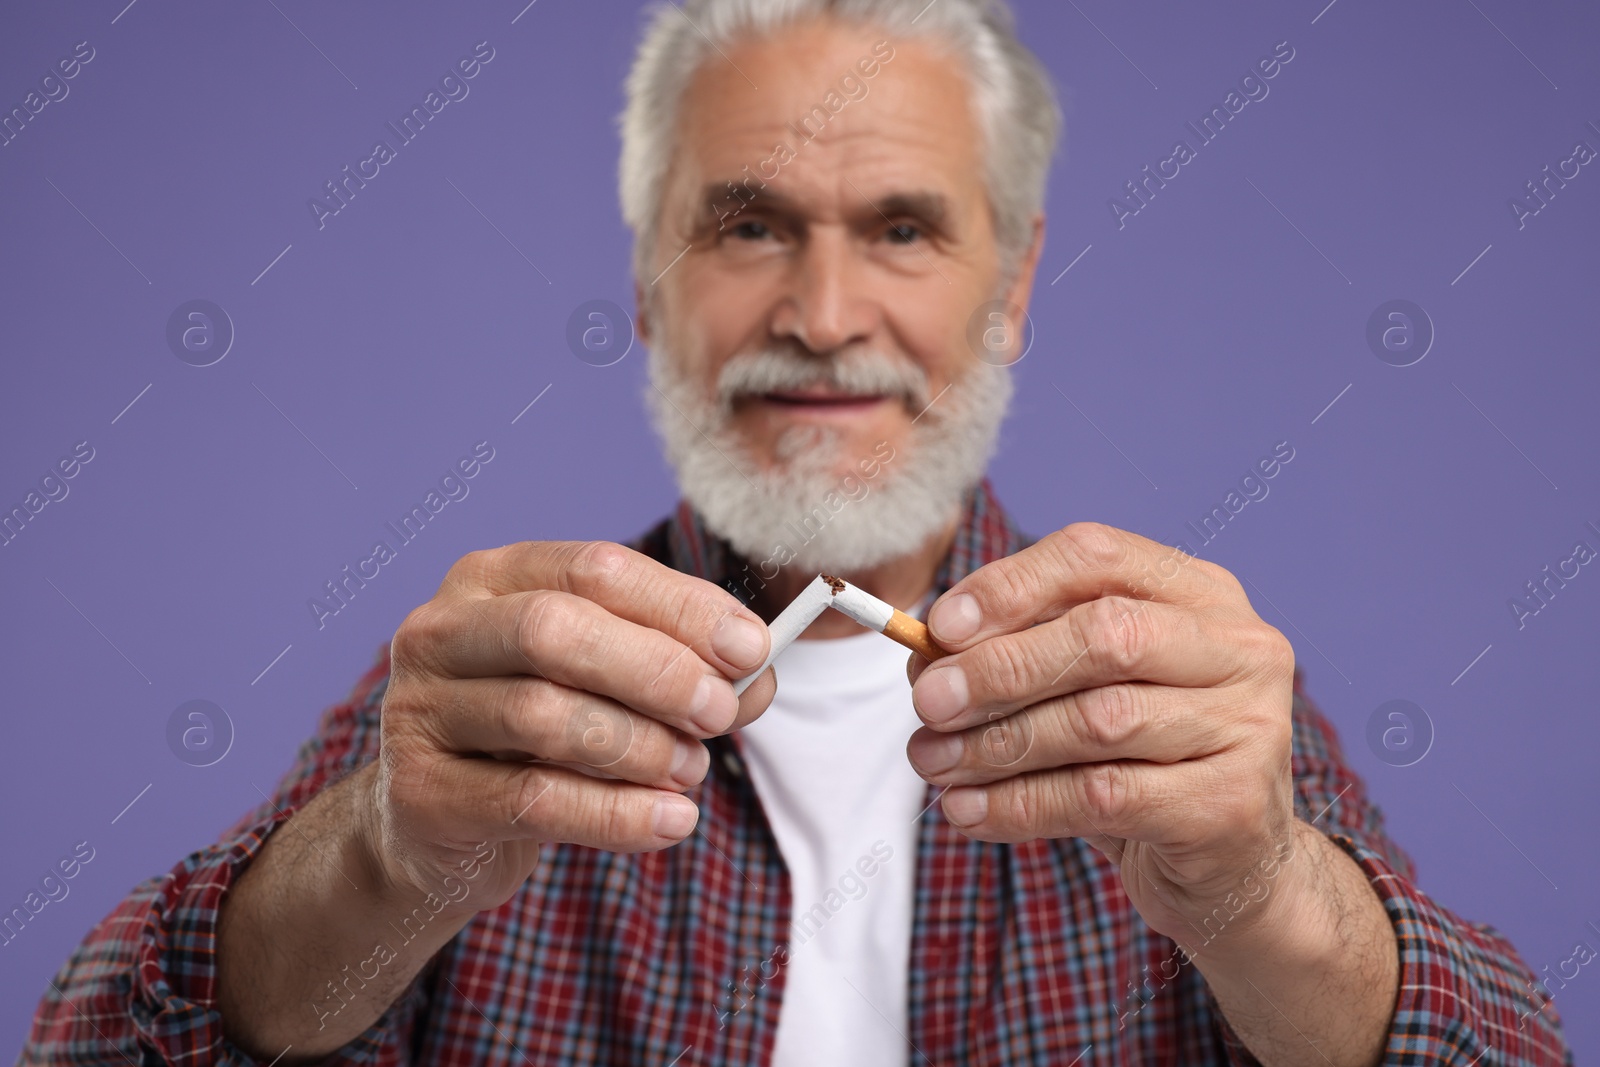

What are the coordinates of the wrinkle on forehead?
(664, 17, 984, 224)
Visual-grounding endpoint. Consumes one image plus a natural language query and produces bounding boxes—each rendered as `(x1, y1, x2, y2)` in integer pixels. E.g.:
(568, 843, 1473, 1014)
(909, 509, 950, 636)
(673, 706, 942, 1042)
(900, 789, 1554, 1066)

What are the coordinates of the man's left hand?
(905, 521, 1302, 943)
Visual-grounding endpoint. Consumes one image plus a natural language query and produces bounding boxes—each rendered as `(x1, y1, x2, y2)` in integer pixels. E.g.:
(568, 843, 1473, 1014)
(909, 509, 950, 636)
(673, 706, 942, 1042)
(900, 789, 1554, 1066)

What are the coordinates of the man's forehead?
(671, 21, 981, 199)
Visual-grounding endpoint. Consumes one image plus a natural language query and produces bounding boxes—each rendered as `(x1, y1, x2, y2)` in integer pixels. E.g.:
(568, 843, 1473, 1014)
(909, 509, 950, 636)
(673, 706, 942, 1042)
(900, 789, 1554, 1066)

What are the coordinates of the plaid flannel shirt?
(21, 478, 1572, 1065)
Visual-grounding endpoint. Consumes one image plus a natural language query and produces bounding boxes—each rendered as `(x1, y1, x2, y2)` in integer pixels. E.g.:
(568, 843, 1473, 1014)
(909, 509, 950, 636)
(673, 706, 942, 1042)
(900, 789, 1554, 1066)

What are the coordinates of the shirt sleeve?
(1211, 667, 1573, 1066)
(18, 646, 432, 1067)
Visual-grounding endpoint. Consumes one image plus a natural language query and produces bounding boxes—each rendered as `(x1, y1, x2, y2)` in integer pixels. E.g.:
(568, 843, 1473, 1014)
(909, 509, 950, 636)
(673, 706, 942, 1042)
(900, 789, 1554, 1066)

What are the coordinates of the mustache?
(714, 346, 932, 412)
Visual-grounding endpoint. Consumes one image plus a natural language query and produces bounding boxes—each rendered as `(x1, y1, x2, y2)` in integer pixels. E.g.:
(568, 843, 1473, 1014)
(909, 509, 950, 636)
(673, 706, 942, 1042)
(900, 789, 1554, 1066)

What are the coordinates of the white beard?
(643, 336, 1013, 574)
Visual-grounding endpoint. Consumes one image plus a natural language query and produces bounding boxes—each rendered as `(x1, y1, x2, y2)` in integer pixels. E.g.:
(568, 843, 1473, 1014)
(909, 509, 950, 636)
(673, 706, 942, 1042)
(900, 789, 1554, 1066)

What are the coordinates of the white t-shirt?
(736, 629, 929, 1067)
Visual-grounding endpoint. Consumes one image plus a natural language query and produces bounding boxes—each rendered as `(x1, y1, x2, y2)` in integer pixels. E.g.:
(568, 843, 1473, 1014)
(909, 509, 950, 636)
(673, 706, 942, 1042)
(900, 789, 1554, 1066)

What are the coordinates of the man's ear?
(1004, 213, 1047, 316)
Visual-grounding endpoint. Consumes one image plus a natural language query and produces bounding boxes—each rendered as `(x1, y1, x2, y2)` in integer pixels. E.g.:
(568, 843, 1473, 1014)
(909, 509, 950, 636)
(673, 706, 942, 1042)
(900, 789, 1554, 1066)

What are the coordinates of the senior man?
(24, 1, 1570, 1065)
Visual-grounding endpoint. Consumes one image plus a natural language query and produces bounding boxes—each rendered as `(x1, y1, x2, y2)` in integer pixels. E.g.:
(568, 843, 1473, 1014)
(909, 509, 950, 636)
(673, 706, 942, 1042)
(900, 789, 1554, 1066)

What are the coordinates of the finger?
(925, 523, 1239, 651)
(906, 682, 1231, 785)
(404, 757, 701, 853)
(913, 596, 1246, 731)
(907, 651, 931, 688)
(443, 541, 770, 678)
(395, 591, 740, 737)
(936, 759, 1214, 845)
(730, 665, 776, 732)
(419, 676, 709, 790)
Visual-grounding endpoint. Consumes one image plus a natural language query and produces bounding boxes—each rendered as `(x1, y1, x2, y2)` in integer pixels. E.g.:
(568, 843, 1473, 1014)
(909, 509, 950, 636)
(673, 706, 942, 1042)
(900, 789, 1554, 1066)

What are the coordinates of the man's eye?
(731, 220, 772, 241)
(885, 223, 923, 244)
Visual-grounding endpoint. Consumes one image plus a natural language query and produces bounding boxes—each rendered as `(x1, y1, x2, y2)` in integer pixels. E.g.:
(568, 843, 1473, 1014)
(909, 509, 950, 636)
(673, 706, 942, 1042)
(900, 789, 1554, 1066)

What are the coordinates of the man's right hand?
(367, 540, 776, 912)
(218, 541, 772, 1059)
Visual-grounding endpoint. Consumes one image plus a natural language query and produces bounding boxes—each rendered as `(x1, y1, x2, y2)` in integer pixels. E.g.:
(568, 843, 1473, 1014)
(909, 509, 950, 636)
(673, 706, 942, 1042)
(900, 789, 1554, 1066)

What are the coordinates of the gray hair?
(617, 0, 1062, 290)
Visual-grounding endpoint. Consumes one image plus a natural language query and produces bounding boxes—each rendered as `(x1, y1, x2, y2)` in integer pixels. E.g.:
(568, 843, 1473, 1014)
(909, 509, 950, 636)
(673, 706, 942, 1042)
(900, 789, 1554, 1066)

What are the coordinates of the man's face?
(639, 16, 1039, 475)
(636, 16, 1043, 574)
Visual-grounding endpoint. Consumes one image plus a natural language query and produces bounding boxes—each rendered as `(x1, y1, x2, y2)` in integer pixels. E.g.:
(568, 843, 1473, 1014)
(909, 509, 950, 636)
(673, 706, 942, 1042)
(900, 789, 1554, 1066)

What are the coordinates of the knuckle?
(642, 638, 697, 700)
(1260, 624, 1296, 676)
(567, 703, 638, 768)
(1205, 560, 1246, 597)
(505, 681, 643, 771)
(510, 765, 557, 828)
(493, 676, 550, 753)
(978, 563, 1037, 624)
(398, 681, 457, 752)
(1080, 762, 1135, 824)
(975, 713, 1032, 768)
(567, 540, 635, 601)
(454, 546, 497, 580)
(379, 677, 430, 743)
(980, 637, 1038, 702)
(1081, 683, 1142, 750)
(462, 542, 535, 595)
(1007, 775, 1039, 829)
(1086, 595, 1148, 673)
(669, 588, 735, 652)
(1057, 522, 1125, 571)
(513, 589, 574, 661)
(1236, 620, 1294, 688)
(392, 601, 447, 672)
(629, 725, 675, 778)
(439, 547, 491, 592)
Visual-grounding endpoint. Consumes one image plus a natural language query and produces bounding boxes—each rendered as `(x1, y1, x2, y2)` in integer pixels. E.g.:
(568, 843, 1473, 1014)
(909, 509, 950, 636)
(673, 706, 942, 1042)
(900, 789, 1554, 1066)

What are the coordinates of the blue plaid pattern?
(21, 478, 1572, 1064)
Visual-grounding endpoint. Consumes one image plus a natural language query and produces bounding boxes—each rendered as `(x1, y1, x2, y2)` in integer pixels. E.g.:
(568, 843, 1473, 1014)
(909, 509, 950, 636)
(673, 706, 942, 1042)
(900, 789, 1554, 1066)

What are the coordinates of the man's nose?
(770, 228, 874, 354)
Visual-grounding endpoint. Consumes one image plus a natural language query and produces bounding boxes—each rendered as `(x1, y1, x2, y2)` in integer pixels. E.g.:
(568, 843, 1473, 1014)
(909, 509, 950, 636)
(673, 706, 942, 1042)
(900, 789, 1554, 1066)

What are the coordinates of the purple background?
(3, 0, 1597, 1056)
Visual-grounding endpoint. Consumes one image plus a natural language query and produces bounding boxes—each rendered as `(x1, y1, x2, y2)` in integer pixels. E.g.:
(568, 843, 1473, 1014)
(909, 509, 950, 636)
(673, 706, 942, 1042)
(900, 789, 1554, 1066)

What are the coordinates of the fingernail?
(908, 732, 963, 776)
(914, 664, 968, 724)
(653, 794, 699, 838)
(690, 675, 737, 734)
(929, 593, 980, 644)
(670, 738, 705, 787)
(712, 613, 767, 671)
(941, 787, 987, 827)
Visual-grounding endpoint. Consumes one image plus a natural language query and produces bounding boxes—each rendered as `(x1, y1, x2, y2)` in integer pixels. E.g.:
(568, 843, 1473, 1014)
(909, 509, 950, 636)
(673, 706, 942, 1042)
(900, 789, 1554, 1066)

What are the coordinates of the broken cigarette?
(820, 574, 947, 663)
(730, 573, 947, 695)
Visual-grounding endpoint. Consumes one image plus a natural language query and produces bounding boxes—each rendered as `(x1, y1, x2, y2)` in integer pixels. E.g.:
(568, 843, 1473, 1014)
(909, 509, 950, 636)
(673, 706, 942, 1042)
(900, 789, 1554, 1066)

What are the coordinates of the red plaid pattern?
(20, 479, 1572, 1065)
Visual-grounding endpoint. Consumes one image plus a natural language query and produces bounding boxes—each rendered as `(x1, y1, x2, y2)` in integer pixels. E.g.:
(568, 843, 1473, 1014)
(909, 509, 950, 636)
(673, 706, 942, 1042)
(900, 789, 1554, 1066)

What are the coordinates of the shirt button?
(721, 750, 744, 778)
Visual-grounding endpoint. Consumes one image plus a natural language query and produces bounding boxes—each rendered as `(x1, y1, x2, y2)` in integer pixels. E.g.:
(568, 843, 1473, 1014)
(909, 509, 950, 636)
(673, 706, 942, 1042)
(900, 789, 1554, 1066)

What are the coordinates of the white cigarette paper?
(729, 574, 944, 696)
(826, 582, 894, 631)
(730, 574, 834, 695)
